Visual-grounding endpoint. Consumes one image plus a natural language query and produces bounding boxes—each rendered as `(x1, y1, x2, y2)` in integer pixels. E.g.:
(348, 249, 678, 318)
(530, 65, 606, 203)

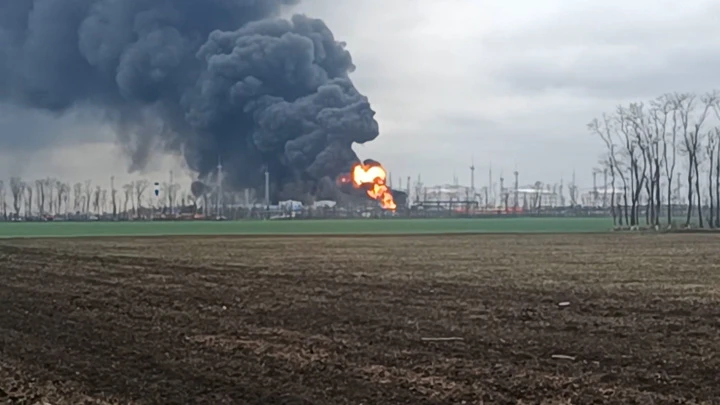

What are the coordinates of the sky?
(1, 0, 719, 192)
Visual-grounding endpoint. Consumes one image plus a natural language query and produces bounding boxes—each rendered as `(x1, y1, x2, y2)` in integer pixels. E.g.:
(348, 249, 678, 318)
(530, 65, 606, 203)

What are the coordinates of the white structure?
(278, 200, 303, 211)
(313, 200, 337, 208)
(580, 187, 626, 207)
(423, 184, 477, 201)
(515, 187, 559, 208)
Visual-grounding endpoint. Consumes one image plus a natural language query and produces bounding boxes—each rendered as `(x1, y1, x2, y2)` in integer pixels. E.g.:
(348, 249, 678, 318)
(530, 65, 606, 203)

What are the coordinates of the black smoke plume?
(0, 0, 378, 201)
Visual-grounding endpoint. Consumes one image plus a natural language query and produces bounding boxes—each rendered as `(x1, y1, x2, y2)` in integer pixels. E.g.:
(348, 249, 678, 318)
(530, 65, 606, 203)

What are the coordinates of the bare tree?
(185, 193, 197, 215)
(123, 182, 133, 217)
(706, 132, 717, 228)
(616, 107, 638, 225)
(648, 97, 671, 226)
(662, 94, 682, 226)
(42, 178, 55, 215)
(716, 129, 720, 228)
(35, 179, 46, 215)
(691, 92, 716, 227)
(101, 188, 108, 214)
(625, 103, 653, 225)
(134, 180, 149, 218)
(55, 180, 66, 215)
(532, 181, 543, 211)
(588, 114, 624, 225)
(93, 186, 101, 214)
(73, 182, 83, 213)
(171, 184, 180, 214)
(0, 180, 5, 220)
(111, 176, 117, 219)
(62, 183, 70, 215)
(24, 183, 32, 218)
(84, 180, 92, 213)
(164, 181, 181, 215)
(202, 190, 210, 216)
(711, 103, 720, 227)
(601, 156, 617, 224)
(674, 93, 698, 226)
(10, 177, 23, 218)
(568, 180, 578, 208)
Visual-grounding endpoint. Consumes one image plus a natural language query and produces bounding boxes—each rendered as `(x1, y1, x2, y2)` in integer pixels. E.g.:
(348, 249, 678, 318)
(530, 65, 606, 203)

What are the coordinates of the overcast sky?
(1, 0, 719, 191)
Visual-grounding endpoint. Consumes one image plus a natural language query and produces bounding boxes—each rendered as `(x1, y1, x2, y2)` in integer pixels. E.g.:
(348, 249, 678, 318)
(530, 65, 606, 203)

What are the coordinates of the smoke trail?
(0, 0, 378, 200)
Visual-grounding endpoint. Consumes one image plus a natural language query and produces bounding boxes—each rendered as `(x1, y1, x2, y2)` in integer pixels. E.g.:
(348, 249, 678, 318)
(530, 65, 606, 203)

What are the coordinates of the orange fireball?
(349, 162, 396, 210)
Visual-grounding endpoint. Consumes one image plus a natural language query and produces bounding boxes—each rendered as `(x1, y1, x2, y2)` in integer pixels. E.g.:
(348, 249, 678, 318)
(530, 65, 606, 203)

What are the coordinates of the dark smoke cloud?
(0, 0, 378, 200)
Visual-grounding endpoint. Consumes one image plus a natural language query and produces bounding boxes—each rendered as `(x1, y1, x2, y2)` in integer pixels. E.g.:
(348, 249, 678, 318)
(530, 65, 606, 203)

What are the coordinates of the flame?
(349, 162, 397, 210)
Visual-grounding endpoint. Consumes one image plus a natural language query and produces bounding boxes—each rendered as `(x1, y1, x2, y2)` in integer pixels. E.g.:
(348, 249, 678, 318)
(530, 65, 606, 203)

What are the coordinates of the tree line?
(0, 178, 186, 219)
(588, 91, 720, 228)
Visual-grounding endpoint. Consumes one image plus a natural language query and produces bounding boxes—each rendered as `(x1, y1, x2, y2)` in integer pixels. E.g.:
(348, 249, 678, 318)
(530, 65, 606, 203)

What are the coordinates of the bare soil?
(1, 233, 720, 404)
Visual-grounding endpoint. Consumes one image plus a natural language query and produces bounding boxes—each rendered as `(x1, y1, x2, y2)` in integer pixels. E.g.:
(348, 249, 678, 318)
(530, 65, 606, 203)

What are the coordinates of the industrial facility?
(187, 159, 637, 220)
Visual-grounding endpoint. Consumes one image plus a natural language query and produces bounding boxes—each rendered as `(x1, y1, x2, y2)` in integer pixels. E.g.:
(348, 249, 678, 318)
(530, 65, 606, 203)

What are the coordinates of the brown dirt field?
(1, 233, 720, 404)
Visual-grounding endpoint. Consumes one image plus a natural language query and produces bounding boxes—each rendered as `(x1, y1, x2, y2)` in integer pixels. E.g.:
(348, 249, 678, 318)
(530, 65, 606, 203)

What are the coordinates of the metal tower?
(470, 157, 475, 195)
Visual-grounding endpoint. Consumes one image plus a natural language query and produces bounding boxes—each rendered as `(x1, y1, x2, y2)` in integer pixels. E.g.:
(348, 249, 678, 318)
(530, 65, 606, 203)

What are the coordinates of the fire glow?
(346, 161, 397, 210)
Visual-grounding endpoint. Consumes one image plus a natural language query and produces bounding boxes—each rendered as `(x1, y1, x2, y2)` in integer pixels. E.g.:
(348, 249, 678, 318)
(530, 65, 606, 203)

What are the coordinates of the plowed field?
(1, 234, 720, 404)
